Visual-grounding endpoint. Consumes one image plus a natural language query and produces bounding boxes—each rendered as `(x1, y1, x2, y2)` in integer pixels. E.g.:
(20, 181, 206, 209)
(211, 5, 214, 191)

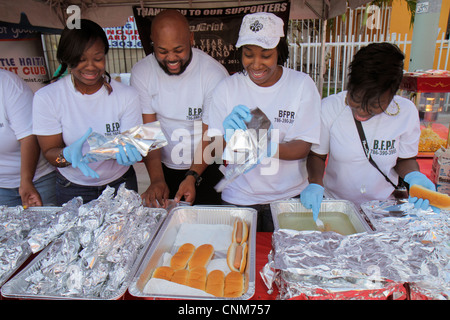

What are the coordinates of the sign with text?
(0, 23, 49, 92)
(133, 1, 290, 73)
(104, 16, 143, 49)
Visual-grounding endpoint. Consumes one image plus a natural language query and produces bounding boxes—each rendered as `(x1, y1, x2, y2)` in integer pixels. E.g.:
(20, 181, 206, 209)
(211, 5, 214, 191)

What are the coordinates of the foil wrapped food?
(216, 108, 273, 192)
(2, 185, 167, 299)
(0, 201, 83, 286)
(82, 122, 168, 163)
(261, 205, 449, 300)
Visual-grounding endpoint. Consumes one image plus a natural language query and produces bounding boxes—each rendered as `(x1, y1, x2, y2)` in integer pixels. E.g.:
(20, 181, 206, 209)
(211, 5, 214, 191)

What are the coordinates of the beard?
(157, 49, 193, 76)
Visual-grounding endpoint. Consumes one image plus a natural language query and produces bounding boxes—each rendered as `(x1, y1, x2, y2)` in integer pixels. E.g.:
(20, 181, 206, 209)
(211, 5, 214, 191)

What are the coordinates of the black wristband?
(185, 170, 202, 186)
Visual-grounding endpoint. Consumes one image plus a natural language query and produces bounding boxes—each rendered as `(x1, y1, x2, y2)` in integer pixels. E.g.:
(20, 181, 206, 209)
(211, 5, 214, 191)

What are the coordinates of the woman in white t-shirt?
(33, 20, 143, 206)
(301, 43, 438, 220)
(205, 13, 321, 231)
(0, 69, 56, 207)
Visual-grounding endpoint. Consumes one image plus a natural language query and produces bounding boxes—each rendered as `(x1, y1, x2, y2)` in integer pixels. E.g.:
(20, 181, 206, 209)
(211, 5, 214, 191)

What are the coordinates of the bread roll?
(205, 270, 225, 297)
(152, 266, 174, 281)
(224, 271, 244, 298)
(232, 219, 249, 244)
(170, 269, 189, 286)
(170, 243, 195, 270)
(187, 266, 207, 291)
(227, 242, 247, 273)
(410, 184, 450, 210)
(188, 244, 214, 269)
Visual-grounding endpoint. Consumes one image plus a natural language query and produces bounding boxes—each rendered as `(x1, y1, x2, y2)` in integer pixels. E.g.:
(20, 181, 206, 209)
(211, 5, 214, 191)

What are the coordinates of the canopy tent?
(1, 0, 373, 29)
(0, 0, 373, 94)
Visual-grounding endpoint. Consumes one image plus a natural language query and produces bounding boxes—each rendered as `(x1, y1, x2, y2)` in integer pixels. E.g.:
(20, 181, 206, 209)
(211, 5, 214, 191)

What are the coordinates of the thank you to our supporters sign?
(133, 1, 290, 74)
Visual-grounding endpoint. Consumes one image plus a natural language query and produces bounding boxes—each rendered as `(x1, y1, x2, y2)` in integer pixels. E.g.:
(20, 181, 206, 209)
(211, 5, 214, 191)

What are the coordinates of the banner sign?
(104, 16, 143, 49)
(133, 1, 290, 73)
(0, 23, 49, 92)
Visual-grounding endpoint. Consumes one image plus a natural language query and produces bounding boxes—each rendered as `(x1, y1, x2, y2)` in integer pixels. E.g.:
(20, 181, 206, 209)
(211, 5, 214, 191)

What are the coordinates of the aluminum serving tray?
(0, 206, 62, 288)
(1, 208, 167, 300)
(270, 199, 374, 233)
(128, 205, 257, 300)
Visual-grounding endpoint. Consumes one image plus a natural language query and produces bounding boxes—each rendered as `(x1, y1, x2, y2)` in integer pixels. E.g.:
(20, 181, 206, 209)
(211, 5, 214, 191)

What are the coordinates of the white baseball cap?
(235, 12, 285, 49)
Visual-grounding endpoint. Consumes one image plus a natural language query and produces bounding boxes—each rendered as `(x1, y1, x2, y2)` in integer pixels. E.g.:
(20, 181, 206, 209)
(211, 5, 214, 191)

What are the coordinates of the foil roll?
(216, 108, 273, 192)
(82, 122, 168, 163)
(261, 206, 449, 300)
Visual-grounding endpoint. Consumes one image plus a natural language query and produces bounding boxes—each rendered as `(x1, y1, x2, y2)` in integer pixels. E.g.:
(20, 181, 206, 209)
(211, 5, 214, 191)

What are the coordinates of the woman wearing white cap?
(204, 12, 321, 231)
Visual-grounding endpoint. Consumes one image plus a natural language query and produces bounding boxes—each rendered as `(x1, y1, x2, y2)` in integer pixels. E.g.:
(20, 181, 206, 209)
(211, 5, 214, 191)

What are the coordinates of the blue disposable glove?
(300, 183, 324, 221)
(63, 128, 99, 179)
(223, 105, 252, 142)
(116, 143, 142, 166)
(404, 171, 440, 213)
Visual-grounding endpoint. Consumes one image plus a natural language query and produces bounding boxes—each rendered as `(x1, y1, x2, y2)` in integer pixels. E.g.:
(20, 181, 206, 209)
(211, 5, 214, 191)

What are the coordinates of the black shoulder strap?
(353, 118, 398, 188)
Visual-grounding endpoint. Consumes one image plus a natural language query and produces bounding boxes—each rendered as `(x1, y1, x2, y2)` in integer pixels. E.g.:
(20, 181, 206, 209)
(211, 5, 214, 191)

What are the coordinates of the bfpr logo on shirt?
(186, 107, 202, 121)
(372, 139, 396, 155)
(105, 122, 120, 136)
(274, 109, 295, 124)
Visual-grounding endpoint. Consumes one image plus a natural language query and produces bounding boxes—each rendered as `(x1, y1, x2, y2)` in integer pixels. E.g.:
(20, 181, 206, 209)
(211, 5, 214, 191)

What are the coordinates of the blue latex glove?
(63, 128, 99, 179)
(223, 105, 252, 142)
(116, 143, 142, 166)
(404, 171, 440, 213)
(300, 183, 324, 221)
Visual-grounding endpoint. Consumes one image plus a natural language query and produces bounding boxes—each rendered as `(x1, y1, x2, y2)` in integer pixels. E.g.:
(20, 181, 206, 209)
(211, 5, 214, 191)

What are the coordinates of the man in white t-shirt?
(301, 43, 438, 217)
(131, 9, 229, 207)
(0, 69, 56, 207)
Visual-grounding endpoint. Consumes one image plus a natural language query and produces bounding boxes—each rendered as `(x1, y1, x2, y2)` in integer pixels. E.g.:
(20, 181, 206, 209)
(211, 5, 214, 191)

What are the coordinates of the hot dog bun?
(170, 243, 195, 270)
(187, 266, 207, 291)
(227, 242, 247, 273)
(171, 269, 189, 286)
(232, 219, 249, 244)
(224, 271, 244, 298)
(205, 270, 225, 297)
(188, 244, 214, 269)
(410, 184, 450, 210)
(152, 266, 174, 281)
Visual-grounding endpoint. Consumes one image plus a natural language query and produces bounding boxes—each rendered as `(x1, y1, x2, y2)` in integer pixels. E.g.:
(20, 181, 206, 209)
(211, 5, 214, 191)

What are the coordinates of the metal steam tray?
(128, 205, 257, 300)
(270, 199, 374, 234)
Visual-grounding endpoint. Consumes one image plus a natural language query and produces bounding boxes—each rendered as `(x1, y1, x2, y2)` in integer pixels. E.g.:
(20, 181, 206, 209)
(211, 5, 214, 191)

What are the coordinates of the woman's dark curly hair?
(347, 42, 405, 112)
(232, 37, 289, 74)
(49, 19, 110, 82)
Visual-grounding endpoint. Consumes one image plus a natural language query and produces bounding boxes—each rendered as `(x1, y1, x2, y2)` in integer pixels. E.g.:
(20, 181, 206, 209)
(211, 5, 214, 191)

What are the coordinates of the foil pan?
(261, 203, 450, 300)
(1, 186, 167, 300)
(0, 205, 75, 287)
(128, 206, 257, 300)
(270, 199, 374, 234)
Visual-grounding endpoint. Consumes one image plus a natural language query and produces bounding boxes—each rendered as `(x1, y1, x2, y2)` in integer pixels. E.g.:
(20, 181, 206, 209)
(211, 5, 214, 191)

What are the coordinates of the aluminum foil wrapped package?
(261, 212, 449, 300)
(27, 197, 83, 253)
(2, 184, 168, 299)
(216, 108, 273, 192)
(82, 122, 168, 163)
(1, 201, 83, 286)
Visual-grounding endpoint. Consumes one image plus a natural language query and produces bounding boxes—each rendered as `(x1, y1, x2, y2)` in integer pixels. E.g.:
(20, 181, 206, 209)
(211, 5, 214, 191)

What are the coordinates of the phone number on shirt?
(371, 149, 396, 156)
(274, 118, 294, 124)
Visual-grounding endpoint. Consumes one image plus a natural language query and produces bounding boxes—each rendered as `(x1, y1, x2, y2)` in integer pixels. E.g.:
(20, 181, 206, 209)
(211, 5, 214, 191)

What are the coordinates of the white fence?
(285, 5, 450, 98)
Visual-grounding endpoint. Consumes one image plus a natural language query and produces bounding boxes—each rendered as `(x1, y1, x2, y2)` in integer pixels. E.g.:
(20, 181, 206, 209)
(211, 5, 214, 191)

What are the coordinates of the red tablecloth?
(418, 157, 433, 179)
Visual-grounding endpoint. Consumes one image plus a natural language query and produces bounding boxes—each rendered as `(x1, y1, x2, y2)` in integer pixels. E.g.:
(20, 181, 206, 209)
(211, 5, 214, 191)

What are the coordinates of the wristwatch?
(185, 170, 202, 186)
(55, 149, 71, 167)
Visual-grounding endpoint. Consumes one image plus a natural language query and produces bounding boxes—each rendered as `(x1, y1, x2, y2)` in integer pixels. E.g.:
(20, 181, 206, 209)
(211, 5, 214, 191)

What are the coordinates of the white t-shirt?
(130, 48, 229, 170)
(32, 75, 142, 186)
(312, 91, 420, 207)
(0, 69, 54, 188)
(206, 67, 321, 205)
